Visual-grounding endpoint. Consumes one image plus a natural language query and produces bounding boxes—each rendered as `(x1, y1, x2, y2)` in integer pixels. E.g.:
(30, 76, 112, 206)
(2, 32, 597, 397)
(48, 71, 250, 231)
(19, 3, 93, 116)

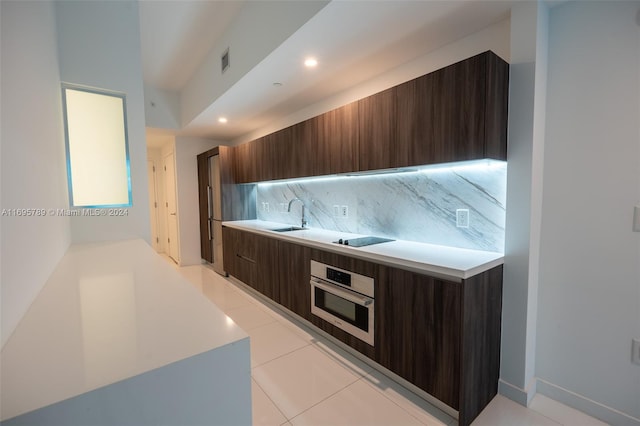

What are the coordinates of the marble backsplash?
(256, 160, 507, 252)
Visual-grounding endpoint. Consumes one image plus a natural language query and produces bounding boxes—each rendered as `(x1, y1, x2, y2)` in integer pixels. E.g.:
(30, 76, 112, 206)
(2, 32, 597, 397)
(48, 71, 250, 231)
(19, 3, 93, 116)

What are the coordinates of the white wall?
(174, 137, 221, 266)
(536, 2, 640, 423)
(499, 0, 549, 405)
(55, 0, 150, 244)
(144, 84, 180, 130)
(234, 18, 511, 146)
(0, 1, 71, 346)
(181, 1, 329, 126)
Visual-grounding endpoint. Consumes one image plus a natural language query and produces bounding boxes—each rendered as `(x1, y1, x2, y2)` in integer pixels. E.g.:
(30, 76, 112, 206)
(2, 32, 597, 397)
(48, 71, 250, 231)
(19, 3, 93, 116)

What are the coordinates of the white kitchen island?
(0, 239, 251, 426)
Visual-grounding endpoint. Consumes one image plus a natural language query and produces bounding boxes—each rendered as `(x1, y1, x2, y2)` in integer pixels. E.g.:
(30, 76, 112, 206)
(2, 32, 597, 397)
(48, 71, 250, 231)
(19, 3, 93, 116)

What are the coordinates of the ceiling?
(140, 0, 514, 145)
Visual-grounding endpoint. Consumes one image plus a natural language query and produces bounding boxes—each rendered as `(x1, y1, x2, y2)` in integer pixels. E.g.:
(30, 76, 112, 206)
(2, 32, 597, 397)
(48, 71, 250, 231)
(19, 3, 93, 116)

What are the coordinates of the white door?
(163, 152, 179, 263)
(147, 159, 160, 252)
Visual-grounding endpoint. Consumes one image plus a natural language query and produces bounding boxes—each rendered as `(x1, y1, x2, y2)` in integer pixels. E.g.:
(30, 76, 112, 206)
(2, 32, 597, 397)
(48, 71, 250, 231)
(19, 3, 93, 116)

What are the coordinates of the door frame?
(163, 151, 180, 264)
(147, 158, 161, 252)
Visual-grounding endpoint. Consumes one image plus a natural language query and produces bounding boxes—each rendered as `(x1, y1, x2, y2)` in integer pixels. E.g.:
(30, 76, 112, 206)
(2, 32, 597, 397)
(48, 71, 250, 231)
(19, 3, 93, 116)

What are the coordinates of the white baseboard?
(536, 378, 640, 426)
(498, 377, 537, 406)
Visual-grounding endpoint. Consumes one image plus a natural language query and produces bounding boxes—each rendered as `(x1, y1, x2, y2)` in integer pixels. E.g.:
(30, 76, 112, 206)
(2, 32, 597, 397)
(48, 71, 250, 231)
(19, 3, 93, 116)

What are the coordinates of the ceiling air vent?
(221, 48, 230, 74)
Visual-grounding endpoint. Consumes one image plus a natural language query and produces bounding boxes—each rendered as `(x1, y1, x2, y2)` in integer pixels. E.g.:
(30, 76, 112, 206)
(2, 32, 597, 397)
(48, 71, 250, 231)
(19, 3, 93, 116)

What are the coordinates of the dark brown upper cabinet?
(316, 102, 360, 175)
(232, 50, 508, 183)
(274, 120, 317, 180)
(357, 87, 396, 171)
(362, 50, 508, 171)
(254, 133, 279, 183)
(401, 54, 486, 165)
(232, 141, 256, 184)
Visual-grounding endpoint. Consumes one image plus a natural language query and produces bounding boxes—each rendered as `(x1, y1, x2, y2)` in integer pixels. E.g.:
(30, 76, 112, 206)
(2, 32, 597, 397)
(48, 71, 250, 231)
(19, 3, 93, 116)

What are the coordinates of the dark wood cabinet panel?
(253, 135, 277, 183)
(458, 265, 503, 426)
(234, 134, 280, 183)
(222, 227, 280, 300)
(222, 231, 503, 426)
(274, 121, 317, 180)
(222, 226, 257, 287)
(394, 77, 435, 167)
(429, 54, 486, 164)
(232, 142, 256, 184)
(358, 87, 396, 171)
(483, 53, 509, 160)
(363, 50, 508, 170)
(232, 51, 507, 181)
(376, 268, 462, 410)
(277, 241, 311, 319)
(307, 246, 503, 425)
(256, 235, 279, 300)
(394, 52, 492, 168)
(317, 103, 359, 175)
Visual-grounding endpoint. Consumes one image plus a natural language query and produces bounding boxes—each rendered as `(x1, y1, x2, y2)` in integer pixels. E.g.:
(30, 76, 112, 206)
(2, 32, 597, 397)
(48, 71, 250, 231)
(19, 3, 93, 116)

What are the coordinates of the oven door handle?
(311, 278, 373, 307)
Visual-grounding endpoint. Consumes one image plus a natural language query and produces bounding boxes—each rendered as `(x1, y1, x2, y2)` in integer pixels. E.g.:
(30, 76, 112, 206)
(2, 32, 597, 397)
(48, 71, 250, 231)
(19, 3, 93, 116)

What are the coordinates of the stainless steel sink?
(269, 226, 305, 232)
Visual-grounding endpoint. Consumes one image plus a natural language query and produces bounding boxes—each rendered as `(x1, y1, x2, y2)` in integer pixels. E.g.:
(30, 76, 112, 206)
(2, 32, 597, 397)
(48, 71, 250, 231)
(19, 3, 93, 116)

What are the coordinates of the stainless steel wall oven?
(310, 260, 374, 346)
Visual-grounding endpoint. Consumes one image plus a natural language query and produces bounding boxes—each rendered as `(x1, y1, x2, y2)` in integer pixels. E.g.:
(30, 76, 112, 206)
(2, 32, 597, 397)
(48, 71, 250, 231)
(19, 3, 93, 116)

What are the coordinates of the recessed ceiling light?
(304, 57, 318, 68)
(218, 117, 228, 124)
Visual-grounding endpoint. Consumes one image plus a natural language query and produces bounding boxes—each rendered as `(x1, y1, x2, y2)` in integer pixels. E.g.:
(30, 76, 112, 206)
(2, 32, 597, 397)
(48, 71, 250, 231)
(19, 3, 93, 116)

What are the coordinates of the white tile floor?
(169, 259, 609, 426)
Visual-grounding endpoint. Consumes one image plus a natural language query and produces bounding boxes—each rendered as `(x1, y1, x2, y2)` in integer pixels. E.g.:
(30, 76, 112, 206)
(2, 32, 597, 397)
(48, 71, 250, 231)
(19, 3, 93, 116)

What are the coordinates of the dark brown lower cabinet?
(376, 265, 503, 426)
(308, 248, 503, 426)
(222, 226, 257, 287)
(458, 265, 503, 426)
(256, 235, 279, 301)
(376, 268, 462, 410)
(223, 228, 502, 426)
(223, 227, 278, 300)
(277, 241, 311, 320)
(223, 228, 310, 317)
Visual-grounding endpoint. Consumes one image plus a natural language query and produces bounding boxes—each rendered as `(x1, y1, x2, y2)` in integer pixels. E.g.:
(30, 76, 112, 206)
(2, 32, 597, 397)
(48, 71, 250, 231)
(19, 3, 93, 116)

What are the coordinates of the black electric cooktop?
(333, 236, 395, 247)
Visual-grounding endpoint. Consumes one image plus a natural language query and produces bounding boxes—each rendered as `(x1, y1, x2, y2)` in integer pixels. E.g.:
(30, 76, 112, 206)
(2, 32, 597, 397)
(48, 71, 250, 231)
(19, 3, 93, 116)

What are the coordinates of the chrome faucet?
(287, 198, 307, 228)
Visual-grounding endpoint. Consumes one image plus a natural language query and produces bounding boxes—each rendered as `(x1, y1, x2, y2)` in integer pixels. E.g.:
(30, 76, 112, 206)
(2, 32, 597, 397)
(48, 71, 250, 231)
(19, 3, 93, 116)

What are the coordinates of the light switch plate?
(633, 205, 640, 232)
(632, 339, 640, 365)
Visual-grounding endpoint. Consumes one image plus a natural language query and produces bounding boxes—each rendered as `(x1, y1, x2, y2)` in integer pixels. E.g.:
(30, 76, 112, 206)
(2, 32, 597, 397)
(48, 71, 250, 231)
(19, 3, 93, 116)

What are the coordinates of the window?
(61, 84, 132, 208)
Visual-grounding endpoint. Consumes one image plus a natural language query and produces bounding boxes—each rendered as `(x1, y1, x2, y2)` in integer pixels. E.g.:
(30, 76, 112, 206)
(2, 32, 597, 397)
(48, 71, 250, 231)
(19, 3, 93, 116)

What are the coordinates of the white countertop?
(0, 239, 249, 421)
(223, 220, 504, 281)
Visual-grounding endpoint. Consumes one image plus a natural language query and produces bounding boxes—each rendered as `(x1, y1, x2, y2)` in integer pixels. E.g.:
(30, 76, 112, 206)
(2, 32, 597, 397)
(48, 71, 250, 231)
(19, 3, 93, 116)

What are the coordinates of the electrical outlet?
(632, 339, 640, 365)
(264, 202, 269, 212)
(333, 205, 340, 218)
(456, 209, 469, 228)
(341, 205, 349, 218)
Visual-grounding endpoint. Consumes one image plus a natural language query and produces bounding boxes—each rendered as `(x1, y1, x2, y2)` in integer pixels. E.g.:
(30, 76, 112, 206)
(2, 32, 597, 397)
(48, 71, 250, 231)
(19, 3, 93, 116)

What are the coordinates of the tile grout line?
(244, 293, 441, 425)
(184, 263, 442, 426)
(353, 375, 432, 426)
(230, 276, 437, 425)
(250, 376, 289, 424)
(285, 375, 365, 424)
(250, 339, 312, 369)
(179, 263, 605, 426)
